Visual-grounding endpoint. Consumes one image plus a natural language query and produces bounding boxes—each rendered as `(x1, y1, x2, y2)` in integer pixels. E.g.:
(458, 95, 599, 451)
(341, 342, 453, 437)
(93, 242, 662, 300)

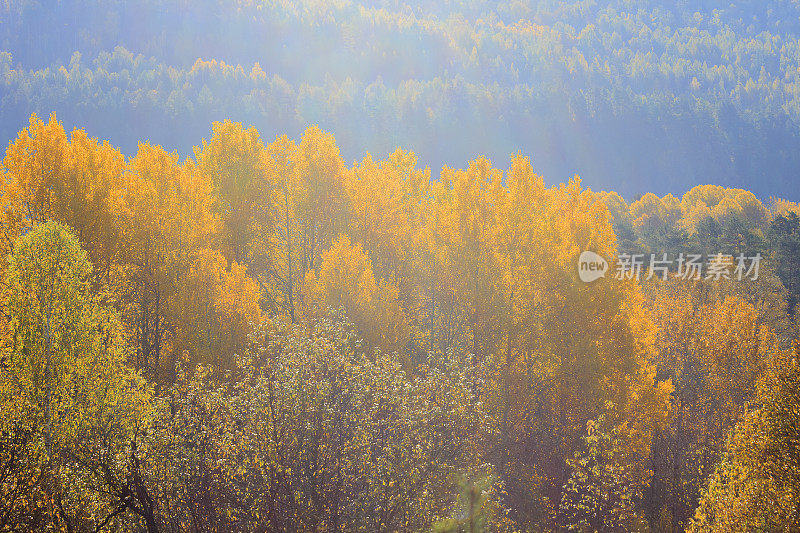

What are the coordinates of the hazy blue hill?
(2, 0, 800, 199)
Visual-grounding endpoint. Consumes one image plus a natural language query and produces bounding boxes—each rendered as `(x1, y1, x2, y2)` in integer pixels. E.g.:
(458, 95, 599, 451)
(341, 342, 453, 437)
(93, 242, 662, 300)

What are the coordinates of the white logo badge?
(578, 251, 608, 283)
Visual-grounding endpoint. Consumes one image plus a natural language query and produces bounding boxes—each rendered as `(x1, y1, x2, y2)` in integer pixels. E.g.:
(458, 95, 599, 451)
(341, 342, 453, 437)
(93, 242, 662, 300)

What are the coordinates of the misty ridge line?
(4, 1, 800, 199)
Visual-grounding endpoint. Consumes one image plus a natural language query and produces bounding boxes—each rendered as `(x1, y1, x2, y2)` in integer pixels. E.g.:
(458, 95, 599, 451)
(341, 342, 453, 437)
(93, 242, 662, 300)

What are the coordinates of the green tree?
(769, 212, 800, 318)
(0, 221, 153, 531)
(690, 350, 800, 532)
(433, 471, 511, 533)
(558, 416, 640, 532)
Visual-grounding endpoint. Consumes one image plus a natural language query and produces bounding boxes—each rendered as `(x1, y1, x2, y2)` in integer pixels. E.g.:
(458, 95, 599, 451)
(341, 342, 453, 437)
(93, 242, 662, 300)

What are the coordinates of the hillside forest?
(7, 0, 800, 199)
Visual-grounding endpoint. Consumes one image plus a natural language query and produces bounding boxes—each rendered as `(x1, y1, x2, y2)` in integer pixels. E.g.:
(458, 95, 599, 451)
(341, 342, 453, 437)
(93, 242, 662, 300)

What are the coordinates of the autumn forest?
(0, 112, 798, 532)
(3, 1, 800, 532)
